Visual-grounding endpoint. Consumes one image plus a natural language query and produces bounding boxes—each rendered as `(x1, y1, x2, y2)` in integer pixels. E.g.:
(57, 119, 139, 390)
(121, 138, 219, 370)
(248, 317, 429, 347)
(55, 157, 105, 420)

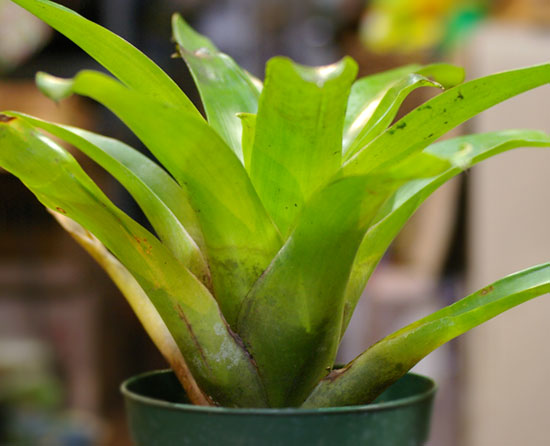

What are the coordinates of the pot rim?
(121, 369, 437, 416)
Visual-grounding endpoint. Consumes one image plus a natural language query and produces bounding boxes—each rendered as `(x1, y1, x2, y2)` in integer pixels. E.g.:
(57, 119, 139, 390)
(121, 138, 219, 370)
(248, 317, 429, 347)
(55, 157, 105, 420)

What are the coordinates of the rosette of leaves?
(1, 0, 549, 408)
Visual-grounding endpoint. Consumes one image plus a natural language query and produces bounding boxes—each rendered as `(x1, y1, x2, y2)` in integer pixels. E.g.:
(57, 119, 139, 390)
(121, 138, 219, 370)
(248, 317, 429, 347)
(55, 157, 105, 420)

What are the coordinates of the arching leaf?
(304, 263, 550, 407)
(341, 130, 550, 332)
(12, 0, 198, 112)
(36, 70, 282, 327)
(10, 112, 209, 284)
(344, 64, 465, 158)
(343, 64, 550, 177)
(0, 116, 267, 407)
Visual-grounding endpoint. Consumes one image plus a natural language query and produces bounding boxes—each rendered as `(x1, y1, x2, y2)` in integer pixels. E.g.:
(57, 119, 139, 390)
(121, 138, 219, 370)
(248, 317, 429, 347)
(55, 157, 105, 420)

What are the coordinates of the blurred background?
(1, 0, 549, 445)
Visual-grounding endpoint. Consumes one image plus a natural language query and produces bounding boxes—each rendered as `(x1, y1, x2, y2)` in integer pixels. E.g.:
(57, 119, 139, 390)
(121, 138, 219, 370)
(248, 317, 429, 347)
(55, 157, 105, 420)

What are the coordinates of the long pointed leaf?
(304, 263, 550, 407)
(250, 56, 358, 237)
(343, 64, 550, 177)
(12, 0, 198, 113)
(10, 112, 209, 285)
(341, 130, 550, 333)
(50, 212, 212, 406)
(0, 116, 267, 407)
(344, 65, 421, 142)
(344, 73, 456, 161)
(36, 70, 282, 327)
(344, 73, 443, 160)
(237, 154, 449, 407)
(343, 63, 465, 153)
(172, 14, 260, 160)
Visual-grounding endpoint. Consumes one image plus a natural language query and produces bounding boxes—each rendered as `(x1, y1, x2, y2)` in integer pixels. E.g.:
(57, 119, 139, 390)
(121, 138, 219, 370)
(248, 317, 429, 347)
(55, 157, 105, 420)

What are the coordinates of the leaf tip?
(0, 114, 16, 124)
(36, 72, 74, 102)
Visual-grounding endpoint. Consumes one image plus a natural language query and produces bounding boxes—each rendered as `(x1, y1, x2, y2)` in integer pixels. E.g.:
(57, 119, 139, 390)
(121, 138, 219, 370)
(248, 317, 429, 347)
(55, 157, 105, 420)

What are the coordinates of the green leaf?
(249, 56, 358, 237)
(343, 63, 550, 178)
(303, 263, 550, 408)
(244, 69, 263, 92)
(343, 63, 465, 153)
(237, 154, 448, 407)
(415, 63, 467, 89)
(172, 14, 260, 160)
(36, 70, 282, 327)
(237, 112, 256, 172)
(0, 116, 267, 407)
(341, 130, 550, 333)
(344, 66, 466, 161)
(344, 65, 420, 141)
(10, 112, 209, 284)
(12, 0, 198, 113)
(344, 73, 443, 160)
(50, 212, 212, 405)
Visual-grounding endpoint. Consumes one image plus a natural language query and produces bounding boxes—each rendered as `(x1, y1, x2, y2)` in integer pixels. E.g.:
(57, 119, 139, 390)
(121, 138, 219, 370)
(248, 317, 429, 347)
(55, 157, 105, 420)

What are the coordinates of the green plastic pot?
(121, 370, 436, 446)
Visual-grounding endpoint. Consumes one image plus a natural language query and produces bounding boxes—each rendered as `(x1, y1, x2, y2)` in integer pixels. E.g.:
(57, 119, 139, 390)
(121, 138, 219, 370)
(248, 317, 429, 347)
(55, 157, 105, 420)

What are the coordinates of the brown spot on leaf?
(55, 207, 67, 214)
(132, 236, 152, 254)
(143, 239, 152, 254)
(480, 285, 494, 296)
(0, 114, 15, 123)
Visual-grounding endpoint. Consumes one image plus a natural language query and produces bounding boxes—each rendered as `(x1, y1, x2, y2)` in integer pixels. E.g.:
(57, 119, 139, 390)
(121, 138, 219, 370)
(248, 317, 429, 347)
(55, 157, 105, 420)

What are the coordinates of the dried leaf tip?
(0, 114, 16, 123)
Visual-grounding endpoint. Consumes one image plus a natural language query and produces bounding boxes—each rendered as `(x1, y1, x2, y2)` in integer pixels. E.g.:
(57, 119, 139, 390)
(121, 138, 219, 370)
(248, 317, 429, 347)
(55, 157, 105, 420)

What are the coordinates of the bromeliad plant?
(1, 0, 549, 408)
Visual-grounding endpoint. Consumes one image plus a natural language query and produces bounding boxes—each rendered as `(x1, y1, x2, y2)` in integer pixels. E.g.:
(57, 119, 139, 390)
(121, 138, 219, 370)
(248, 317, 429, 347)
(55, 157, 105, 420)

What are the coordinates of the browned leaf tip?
(0, 114, 16, 123)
